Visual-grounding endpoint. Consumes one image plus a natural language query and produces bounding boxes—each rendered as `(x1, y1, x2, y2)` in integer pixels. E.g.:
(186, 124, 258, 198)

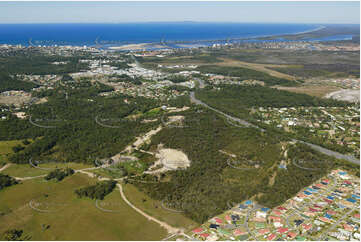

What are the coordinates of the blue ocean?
(0, 22, 331, 47)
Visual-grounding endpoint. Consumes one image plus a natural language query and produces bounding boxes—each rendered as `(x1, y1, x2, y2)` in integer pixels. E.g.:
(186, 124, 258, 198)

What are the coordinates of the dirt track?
(117, 183, 180, 234)
(0, 163, 11, 172)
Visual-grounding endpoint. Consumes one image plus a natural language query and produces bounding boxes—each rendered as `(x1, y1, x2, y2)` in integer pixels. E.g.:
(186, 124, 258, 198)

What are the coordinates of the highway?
(190, 91, 360, 165)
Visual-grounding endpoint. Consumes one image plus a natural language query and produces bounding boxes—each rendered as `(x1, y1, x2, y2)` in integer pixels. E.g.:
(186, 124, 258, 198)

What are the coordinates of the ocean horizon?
(0, 22, 330, 47)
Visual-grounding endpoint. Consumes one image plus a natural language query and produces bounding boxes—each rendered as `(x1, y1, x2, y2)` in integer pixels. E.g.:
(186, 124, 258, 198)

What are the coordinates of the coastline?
(1, 23, 355, 50)
(105, 24, 327, 50)
(0, 23, 327, 48)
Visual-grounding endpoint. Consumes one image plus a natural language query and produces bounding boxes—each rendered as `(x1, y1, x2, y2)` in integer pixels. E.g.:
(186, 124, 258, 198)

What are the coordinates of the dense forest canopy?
(2, 83, 162, 163)
(0, 51, 89, 75)
(0, 72, 39, 92)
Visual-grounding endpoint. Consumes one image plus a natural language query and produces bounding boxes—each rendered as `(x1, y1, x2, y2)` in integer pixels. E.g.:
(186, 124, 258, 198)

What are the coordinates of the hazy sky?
(0, 1, 359, 24)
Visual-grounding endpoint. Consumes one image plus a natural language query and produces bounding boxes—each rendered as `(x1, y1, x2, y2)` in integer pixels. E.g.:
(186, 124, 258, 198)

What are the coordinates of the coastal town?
(0, 22, 359, 241)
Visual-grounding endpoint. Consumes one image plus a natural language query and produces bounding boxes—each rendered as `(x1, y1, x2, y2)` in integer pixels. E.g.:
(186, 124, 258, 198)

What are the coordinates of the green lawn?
(0, 174, 167, 240)
(123, 183, 199, 230)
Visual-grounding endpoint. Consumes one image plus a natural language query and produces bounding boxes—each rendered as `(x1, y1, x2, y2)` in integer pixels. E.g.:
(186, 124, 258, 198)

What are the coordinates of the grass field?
(1, 163, 93, 178)
(91, 167, 125, 179)
(0, 174, 167, 240)
(123, 183, 199, 230)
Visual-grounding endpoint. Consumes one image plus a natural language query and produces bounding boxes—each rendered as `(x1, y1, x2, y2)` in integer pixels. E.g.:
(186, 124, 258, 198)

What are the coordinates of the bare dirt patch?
(167, 106, 190, 113)
(145, 145, 191, 174)
(0, 95, 32, 107)
(167, 115, 184, 123)
(268, 171, 277, 186)
(124, 126, 163, 153)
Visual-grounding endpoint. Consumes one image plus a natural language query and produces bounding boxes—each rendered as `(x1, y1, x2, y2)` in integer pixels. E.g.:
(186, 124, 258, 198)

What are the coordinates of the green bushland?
(270, 64, 360, 78)
(196, 85, 347, 119)
(75, 180, 117, 200)
(0, 140, 31, 163)
(0, 51, 89, 75)
(2, 229, 24, 241)
(0, 82, 164, 164)
(256, 143, 331, 207)
(0, 72, 39, 92)
(130, 108, 334, 223)
(108, 61, 130, 70)
(44, 168, 74, 181)
(196, 65, 298, 86)
(168, 75, 189, 83)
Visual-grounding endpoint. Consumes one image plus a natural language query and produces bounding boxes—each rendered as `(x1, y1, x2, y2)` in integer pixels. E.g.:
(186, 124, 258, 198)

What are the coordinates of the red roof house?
(233, 229, 247, 236)
(319, 217, 331, 223)
(192, 228, 204, 234)
(268, 216, 282, 222)
(302, 223, 312, 231)
(326, 210, 337, 215)
(267, 233, 277, 241)
(214, 218, 223, 224)
(277, 228, 289, 234)
(258, 229, 270, 235)
(343, 224, 353, 232)
(287, 232, 297, 239)
(272, 210, 282, 216)
(199, 233, 209, 239)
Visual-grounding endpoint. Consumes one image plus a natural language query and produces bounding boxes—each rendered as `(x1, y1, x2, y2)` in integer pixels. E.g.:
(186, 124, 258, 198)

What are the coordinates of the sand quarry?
(145, 146, 191, 174)
(325, 89, 360, 103)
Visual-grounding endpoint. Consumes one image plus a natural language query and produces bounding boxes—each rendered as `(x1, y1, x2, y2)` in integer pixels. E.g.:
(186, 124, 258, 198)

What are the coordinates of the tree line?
(75, 180, 117, 200)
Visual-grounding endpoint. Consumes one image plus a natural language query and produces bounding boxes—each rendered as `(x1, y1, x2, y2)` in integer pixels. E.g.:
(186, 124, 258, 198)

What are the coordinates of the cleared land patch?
(276, 84, 341, 98)
(215, 58, 297, 81)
